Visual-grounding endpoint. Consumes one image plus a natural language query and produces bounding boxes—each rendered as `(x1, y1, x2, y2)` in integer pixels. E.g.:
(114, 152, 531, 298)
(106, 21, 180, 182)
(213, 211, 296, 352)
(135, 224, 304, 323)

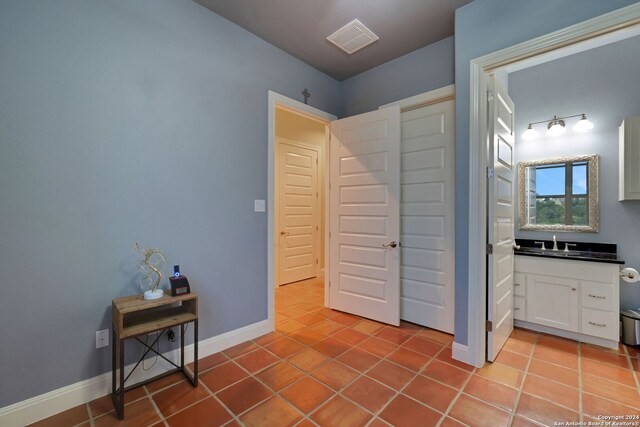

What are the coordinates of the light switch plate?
(254, 199, 266, 212)
(96, 329, 109, 349)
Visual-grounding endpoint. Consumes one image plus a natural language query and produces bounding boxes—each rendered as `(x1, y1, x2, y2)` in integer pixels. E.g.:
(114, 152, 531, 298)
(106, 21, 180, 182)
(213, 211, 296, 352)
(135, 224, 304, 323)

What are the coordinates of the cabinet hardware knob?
(571, 287, 577, 291)
(587, 293, 606, 299)
(514, 283, 520, 286)
(514, 307, 520, 311)
(588, 321, 606, 327)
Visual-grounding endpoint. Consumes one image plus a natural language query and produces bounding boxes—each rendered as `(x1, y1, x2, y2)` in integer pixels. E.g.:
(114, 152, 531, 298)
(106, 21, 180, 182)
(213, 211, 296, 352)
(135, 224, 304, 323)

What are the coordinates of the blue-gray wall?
(453, 0, 639, 346)
(0, 0, 340, 408)
(510, 35, 640, 309)
(340, 37, 454, 117)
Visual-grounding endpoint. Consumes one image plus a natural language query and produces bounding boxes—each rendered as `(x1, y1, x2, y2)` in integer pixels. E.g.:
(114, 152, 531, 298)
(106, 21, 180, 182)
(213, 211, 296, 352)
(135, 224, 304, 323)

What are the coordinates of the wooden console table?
(111, 291, 198, 419)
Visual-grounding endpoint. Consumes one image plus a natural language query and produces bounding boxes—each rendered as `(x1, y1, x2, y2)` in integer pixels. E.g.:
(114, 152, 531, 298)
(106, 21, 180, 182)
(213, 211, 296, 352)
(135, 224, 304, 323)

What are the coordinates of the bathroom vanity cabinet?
(619, 116, 640, 201)
(514, 255, 620, 349)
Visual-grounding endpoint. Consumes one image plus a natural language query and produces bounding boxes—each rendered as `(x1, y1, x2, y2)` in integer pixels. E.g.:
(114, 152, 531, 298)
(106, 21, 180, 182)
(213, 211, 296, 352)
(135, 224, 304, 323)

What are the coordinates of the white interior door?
(399, 99, 455, 333)
(487, 76, 516, 361)
(329, 106, 401, 325)
(277, 141, 318, 285)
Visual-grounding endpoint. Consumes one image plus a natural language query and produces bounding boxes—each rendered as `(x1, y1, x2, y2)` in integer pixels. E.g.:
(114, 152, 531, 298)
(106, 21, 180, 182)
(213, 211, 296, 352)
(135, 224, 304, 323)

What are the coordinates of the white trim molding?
(466, 4, 640, 368)
(0, 320, 270, 427)
(379, 84, 454, 111)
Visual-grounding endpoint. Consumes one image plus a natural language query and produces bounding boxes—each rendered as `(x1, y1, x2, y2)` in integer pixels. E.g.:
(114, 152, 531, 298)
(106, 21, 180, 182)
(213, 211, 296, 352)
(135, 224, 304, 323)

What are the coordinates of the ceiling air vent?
(327, 19, 379, 54)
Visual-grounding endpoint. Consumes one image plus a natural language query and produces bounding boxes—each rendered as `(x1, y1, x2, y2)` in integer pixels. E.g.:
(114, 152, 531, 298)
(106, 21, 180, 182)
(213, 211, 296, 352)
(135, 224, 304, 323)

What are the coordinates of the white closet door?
(329, 106, 401, 325)
(399, 99, 455, 333)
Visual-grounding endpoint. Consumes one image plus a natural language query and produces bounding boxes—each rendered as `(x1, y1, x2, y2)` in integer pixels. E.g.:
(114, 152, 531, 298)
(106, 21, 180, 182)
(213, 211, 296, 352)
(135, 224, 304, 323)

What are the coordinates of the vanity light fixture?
(521, 124, 539, 141)
(547, 116, 566, 137)
(573, 114, 595, 133)
(521, 113, 594, 140)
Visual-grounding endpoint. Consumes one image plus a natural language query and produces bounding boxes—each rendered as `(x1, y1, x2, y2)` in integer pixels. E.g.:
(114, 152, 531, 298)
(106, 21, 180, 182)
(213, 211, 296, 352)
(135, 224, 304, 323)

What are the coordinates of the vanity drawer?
(581, 308, 618, 340)
(514, 296, 526, 320)
(514, 272, 526, 297)
(581, 281, 614, 311)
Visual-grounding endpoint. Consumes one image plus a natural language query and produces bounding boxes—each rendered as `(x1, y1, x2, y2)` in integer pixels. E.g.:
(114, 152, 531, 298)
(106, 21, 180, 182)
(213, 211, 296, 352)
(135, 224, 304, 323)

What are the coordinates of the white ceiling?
(193, 0, 472, 81)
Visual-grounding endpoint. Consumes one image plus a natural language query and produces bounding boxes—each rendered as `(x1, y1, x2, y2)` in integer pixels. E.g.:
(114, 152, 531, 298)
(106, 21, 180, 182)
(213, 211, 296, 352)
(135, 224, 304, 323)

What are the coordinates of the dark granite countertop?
(514, 239, 625, 265)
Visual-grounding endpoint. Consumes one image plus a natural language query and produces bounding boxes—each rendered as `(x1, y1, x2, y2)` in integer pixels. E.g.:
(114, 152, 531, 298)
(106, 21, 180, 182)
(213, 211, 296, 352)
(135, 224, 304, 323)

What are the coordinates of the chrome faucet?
(552, 235, 558, 251)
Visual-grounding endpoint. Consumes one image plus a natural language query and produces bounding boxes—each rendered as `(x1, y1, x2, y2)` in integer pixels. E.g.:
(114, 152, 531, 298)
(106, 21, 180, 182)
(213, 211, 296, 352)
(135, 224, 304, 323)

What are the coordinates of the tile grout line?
(85, 403, 95, 427)
(507, 335, 538, 427)
(436, 345, 477, 427)
(146, 396, 165, 425)
(281, 327, 447, 425)
(141, 383, 169, 427)
(578, 342, 584, 424)
(277, 301, 472, 425)
(278, 283, 476, 425)
(359, 347, 435, 426)
(217, 340, 286, 424)
(198, 374, 244, 426)
(622, 344, 640, 391)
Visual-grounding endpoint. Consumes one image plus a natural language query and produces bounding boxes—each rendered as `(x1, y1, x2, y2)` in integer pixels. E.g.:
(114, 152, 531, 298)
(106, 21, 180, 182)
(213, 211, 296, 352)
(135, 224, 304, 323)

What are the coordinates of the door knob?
(512, 241, 521, 250)
(382, 241, 397, 248)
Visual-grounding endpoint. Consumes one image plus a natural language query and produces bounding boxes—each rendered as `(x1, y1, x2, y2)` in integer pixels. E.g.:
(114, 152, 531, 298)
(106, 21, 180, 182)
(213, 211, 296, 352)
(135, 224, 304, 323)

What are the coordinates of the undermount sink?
(514, 240, 624, 264)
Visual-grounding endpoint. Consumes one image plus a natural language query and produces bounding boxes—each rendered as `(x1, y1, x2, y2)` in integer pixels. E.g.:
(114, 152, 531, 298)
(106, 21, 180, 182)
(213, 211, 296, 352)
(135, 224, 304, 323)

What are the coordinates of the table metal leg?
(193, 319, 199, 386)
(180, 324, 185, 369)
(111, 325, 116, 398)
(118, 337, 125, 419)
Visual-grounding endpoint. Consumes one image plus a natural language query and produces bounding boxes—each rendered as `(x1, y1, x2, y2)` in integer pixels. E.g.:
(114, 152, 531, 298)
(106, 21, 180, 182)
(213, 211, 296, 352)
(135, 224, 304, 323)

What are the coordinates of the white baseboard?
(451, 342, 472, 366)
(0, 319, 271, 427)
(515, 320, 618, 350)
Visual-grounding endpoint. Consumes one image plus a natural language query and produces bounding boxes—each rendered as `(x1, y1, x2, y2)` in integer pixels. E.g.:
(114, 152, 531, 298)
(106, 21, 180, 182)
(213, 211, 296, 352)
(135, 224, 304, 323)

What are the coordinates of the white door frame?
(380, 84, 454, 111)
(267, 91, 336, 330)
(465, 4, 640, 367)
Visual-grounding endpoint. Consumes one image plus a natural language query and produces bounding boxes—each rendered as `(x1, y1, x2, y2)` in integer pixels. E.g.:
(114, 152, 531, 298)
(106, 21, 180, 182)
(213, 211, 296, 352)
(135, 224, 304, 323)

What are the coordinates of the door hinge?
(486, 320, 493, 332)
(316, 158, 318, 164)
(487, 243, 493, 255)
(487, 167, 494, 179)
(316, 192, 318, 198)
(329, 232, 331, 239)
(329, 281, 331, 287)
(316, 225, 319, 231)
(316, 259, 319, 265)
(487, 90, 494, 102)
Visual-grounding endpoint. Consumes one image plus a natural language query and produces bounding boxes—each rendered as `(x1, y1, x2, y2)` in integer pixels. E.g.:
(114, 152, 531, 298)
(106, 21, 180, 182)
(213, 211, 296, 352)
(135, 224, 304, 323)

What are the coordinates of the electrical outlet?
(96, 329, 109, 349)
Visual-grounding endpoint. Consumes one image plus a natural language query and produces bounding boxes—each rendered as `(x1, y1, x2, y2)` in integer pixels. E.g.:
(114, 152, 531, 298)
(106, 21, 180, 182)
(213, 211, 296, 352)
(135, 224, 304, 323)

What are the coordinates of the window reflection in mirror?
(519, 155, 598, 232)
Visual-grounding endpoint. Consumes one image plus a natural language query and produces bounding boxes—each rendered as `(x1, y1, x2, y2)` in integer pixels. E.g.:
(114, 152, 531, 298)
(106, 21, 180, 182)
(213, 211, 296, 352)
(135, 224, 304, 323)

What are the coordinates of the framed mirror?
(518, 154, 598, 232)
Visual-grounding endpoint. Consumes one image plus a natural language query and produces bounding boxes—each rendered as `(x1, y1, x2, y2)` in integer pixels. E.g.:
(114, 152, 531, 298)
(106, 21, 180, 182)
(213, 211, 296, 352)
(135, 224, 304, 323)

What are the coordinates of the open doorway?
(463, 5, 640, 367)
(267, 91, 335, 329)
(274, 107, 327, 287)
(268, 87, 457, 333)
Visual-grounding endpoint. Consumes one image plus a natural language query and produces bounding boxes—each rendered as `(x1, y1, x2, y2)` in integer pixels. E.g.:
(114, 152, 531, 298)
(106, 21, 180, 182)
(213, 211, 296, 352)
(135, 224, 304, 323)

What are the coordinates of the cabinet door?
(526, 274, 579, 332)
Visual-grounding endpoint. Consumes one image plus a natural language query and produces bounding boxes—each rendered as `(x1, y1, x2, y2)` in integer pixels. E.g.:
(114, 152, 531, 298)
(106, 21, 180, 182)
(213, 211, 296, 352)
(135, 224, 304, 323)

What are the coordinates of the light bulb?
(521, 125, 539, 141)
(547, 118, 566, 137)
(573, 114, 594, 133)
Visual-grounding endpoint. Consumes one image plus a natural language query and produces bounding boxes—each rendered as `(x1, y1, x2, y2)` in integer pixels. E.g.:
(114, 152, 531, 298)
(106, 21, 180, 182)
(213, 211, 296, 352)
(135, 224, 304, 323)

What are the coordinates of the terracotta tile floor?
(32, 277, 640, 426)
